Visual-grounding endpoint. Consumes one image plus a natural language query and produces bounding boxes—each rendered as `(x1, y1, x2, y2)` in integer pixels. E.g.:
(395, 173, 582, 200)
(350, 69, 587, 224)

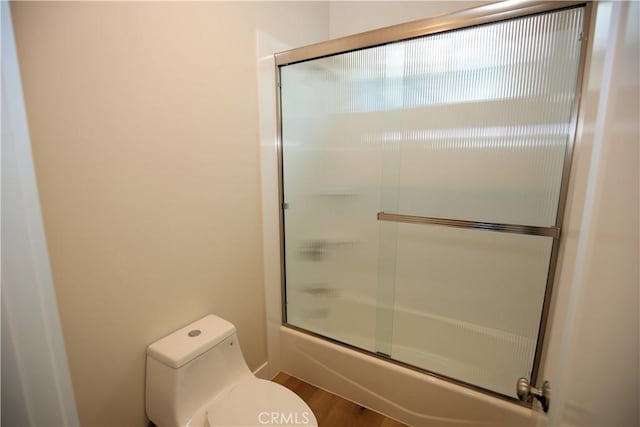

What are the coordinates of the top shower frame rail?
(274, 0, 589, 66)
(275, 0, 592, 408)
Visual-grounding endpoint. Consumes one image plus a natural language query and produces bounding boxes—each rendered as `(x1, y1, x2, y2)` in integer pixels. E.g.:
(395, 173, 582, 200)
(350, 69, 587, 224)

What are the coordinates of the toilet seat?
(205, 378, 318, 427)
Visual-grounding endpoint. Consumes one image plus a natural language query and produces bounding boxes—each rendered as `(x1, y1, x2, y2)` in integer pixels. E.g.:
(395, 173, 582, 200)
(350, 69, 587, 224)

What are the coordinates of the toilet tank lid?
(147, 315, 236, 369)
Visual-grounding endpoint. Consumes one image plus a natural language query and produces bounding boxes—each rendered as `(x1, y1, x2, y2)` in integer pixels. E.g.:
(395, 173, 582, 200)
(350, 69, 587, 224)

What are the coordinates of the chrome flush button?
(188, 329, 201, 337)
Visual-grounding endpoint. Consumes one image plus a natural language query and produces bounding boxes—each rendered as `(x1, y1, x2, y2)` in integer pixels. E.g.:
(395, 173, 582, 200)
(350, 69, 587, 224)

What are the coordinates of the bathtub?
(286, 292, 537, 399)
(280, 296, 542, 426)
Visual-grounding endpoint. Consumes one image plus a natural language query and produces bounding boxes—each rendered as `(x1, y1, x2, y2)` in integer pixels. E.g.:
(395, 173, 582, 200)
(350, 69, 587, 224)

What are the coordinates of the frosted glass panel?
(390, 8, 583, 226)
(280, 6, 584, 399)
(281, 57, 382, 351)
(283, 7, 583, 227)
(389, 225, 552, 396)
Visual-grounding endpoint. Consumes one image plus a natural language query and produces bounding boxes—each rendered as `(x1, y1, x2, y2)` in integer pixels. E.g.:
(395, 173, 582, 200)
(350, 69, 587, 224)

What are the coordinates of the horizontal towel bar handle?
(377, 212, 560, 238)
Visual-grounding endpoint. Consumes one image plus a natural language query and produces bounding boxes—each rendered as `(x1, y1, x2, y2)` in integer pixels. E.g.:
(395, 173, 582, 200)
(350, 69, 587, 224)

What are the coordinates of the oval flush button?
(188, 329, 201, 337)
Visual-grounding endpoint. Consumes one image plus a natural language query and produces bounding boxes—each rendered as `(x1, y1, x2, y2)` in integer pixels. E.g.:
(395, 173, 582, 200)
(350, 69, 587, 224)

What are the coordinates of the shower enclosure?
(276, 2, 589, 402)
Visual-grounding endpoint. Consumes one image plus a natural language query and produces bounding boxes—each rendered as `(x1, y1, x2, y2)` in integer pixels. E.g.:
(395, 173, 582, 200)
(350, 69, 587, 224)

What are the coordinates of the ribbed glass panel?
(281, 52, 384, 353)
(390, 225, 553, 397)
(390, 8, 583, 226)
(280, 6, 584, 398)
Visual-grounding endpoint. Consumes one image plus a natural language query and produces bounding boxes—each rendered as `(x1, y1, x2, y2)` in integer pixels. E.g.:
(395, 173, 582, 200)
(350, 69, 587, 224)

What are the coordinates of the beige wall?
(329, 1, 488, 38)
(10, 2, 328, 426)
(544, 2, 640, 425)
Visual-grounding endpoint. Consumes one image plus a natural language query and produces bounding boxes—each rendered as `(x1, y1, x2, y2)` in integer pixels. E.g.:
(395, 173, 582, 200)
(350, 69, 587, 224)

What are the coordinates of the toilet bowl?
(145, 315, 317, 427)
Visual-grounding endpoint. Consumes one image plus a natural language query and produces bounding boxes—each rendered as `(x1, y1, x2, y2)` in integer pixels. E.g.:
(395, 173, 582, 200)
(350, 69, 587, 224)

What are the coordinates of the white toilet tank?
(145, 315, 253, 427)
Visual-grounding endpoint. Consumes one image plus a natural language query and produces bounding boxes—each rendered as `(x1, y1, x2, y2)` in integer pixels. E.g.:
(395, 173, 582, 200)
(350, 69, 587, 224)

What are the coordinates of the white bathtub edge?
(280, 326, 543, 427)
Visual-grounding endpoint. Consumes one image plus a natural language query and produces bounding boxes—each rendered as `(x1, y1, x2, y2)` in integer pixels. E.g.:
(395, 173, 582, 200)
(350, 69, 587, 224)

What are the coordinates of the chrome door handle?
(516, 377, 551, 412)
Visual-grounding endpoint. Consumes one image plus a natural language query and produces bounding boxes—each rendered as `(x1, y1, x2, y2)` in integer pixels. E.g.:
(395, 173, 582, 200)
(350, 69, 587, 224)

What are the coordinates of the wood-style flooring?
(272, 372, 408, 427)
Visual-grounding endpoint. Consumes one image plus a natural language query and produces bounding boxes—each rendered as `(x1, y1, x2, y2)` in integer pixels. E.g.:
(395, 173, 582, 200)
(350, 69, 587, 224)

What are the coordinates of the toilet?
(145, 314, 318, 427)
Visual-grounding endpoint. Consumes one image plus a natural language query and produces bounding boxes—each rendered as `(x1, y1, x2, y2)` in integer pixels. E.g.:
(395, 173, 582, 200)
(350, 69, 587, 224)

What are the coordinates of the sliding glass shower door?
(278, 4, 587, 399)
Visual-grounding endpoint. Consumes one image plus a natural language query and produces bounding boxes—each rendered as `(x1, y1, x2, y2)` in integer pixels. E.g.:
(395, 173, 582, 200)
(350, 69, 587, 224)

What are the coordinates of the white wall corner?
(1, 3, 79, 426)
(257, 30, 291, 381)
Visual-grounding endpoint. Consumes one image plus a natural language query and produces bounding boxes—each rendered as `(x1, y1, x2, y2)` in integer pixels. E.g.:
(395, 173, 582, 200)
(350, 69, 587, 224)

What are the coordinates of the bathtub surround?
(10, 2, 327, 426)
(277, 3, 586, 397)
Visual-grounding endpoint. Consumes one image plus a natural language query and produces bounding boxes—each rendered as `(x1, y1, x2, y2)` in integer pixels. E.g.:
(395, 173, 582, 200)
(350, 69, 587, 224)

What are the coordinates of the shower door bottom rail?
(377, 212, 560, 238)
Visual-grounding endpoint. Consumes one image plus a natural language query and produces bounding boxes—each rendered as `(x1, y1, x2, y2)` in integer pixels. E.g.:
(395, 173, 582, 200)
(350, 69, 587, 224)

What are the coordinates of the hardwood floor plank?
(305, 385, 336, 423)
(272, 372, 408, 427)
